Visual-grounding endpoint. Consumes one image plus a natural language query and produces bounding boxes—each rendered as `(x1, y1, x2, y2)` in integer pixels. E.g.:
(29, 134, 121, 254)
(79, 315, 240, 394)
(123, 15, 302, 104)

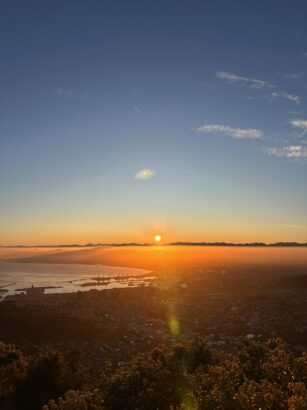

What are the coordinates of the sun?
(154, 234, 162, 243)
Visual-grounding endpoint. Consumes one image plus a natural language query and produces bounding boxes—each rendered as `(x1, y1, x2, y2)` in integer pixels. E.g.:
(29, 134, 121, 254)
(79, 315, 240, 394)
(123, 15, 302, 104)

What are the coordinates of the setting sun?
(154, 234, 162, 242)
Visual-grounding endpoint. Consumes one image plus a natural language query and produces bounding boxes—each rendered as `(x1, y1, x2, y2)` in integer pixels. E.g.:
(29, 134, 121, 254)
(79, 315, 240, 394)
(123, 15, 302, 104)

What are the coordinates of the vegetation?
(0, 338, 306, 409)
(0, 343, 87, 410)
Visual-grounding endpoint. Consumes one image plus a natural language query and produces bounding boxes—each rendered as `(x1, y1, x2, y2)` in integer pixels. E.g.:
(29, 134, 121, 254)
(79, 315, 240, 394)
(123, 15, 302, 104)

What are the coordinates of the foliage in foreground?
(0, 338, 307, 410)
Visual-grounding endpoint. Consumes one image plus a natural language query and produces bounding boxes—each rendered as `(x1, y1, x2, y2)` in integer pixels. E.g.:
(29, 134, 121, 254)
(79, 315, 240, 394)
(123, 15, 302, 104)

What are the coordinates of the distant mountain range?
(170, 242, 307, 247)
(1, 242, 307, 248)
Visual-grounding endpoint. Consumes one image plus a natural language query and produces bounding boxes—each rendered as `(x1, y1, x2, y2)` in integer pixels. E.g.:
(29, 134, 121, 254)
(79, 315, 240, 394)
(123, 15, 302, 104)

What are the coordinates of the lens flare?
(168, 316, 180, 336)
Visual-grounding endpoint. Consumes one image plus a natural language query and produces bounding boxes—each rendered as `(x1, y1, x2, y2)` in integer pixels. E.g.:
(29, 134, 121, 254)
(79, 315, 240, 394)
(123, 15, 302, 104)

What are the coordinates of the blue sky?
(0, 0, 307, 244)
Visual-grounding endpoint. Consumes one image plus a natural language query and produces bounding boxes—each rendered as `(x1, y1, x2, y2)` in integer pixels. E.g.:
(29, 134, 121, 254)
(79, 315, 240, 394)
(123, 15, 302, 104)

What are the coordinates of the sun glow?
(154, 234, 162, 242)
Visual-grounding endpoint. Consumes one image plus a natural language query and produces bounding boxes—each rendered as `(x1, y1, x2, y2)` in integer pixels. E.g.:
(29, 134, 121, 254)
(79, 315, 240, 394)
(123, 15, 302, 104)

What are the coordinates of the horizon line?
(1, 241, 307, 248)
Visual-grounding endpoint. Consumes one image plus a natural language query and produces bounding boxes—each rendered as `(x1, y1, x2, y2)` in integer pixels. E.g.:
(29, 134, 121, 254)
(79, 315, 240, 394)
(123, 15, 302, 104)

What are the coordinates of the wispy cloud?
(216, 71, 275, 89)
(197, 123, 263, 139)
(272, 92, 301, 104)
(217, 71, 301, 104)
(289, 110, 303, 116)
(284, 72, 306, 80)
(55, 88, 75, 98)
(294, 29, 303, 38)
(134, 169, 155, 180)
(265, 145, 307, 159)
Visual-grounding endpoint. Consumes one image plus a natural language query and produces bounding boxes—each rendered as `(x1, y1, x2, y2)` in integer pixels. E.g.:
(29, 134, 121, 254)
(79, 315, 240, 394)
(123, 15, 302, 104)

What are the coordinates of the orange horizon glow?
(1, 246, 306, 272)
(0, 220, 306, 247)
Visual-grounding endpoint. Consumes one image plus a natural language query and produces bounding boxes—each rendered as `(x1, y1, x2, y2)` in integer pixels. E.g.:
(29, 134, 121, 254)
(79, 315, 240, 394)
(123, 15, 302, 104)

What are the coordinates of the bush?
(1, 338, 307, 409)
(43, 389, 104, 410)
(0, 342, 28, 409)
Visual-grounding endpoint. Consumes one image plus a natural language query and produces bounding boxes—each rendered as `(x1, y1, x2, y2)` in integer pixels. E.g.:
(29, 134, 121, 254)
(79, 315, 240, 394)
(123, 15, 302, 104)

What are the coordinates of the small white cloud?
(272, 92, 301, 104)
(134, 169, 155, 180)
(265, 145, 307, 159)
(290, 118, 307, 130)
(289, 118, 307, 138)
(197, 123, 263, 139)
(216, 71, 275, 89)
(134, 106, 141, 113)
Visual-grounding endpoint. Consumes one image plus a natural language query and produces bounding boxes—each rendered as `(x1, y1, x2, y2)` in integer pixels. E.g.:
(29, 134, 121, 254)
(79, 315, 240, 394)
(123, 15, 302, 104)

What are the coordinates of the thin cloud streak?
(265, 145, 307, 158)
(216, 71, 275, 89)
(272, 92, 301, 104)
(197, 123, 263, 139)
(217, 71, 301, 104)
(284, 72, 306, 80)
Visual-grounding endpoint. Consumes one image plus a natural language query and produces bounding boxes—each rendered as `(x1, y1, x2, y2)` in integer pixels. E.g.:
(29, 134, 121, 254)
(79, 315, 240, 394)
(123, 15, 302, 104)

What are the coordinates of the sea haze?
(0, 246, 306, 299)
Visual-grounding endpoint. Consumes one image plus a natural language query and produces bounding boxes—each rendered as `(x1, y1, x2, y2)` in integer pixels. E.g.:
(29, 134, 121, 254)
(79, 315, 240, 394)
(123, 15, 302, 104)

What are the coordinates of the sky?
(0, 0, 307, 245)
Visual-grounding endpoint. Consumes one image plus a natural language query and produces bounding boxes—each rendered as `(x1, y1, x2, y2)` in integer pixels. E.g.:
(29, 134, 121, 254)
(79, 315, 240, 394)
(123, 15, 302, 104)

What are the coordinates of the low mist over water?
(1, 246, 306, 299)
